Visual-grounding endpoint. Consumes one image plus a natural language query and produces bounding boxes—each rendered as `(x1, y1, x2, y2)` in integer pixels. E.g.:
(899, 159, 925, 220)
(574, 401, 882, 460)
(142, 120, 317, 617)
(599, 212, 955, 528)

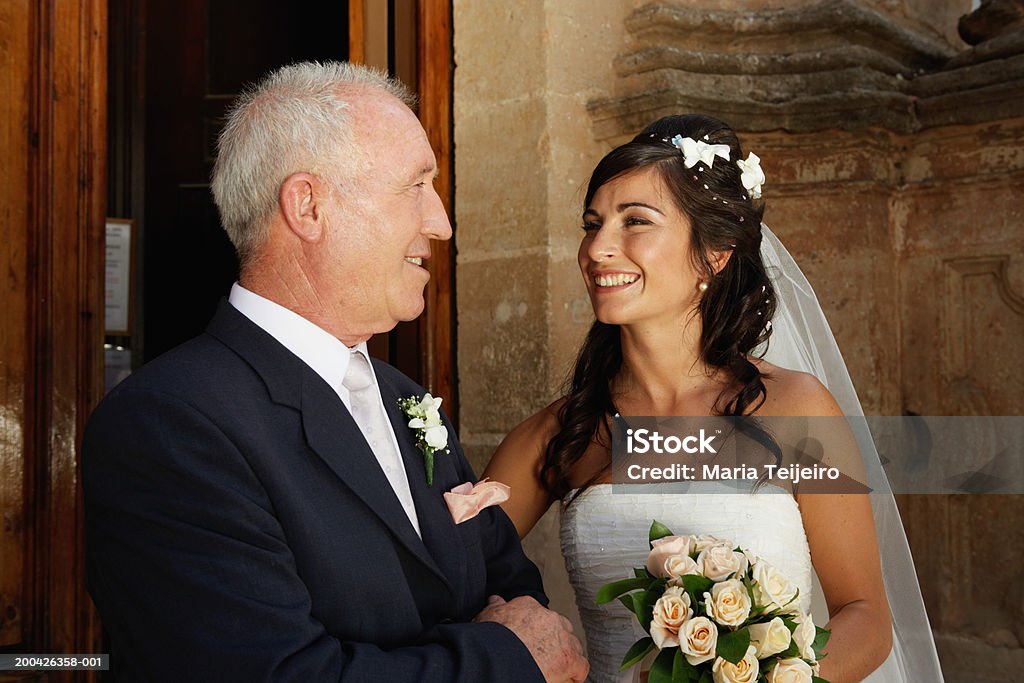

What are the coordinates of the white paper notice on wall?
(105, 219, 133, 334)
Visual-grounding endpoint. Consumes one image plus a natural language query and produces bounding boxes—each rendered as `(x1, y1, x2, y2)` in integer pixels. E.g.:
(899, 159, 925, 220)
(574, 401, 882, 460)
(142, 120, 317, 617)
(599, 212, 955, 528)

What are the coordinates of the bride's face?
(578, 167, 703, 327)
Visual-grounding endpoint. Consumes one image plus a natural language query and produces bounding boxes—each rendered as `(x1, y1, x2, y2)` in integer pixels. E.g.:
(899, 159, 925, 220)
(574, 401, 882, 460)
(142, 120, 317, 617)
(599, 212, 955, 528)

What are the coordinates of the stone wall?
(453, 1, 1024, 679)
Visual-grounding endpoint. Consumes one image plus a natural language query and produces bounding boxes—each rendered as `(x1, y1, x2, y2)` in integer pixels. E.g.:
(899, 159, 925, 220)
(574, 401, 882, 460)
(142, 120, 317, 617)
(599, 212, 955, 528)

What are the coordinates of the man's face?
(319, 91, 452, 337)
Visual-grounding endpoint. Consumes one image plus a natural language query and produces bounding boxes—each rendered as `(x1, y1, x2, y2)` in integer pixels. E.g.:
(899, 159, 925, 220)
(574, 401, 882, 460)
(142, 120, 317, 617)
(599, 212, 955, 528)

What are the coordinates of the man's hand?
(474, 595, 588, 683)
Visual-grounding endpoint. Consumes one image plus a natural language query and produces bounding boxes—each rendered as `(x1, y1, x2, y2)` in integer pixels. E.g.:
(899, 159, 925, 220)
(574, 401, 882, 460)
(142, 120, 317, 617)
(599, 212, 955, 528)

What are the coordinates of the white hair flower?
(736, 152, 765, 199)
(671, 135, 731, 170)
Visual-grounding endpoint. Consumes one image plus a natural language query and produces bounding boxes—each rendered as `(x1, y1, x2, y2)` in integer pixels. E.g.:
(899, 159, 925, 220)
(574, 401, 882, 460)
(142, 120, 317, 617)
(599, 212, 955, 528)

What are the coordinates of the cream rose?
(748, 617, 792, 658)
(711, 645, 759, 683)
(665, 553, 700, 584)
(693, 534, 727, 553)
(680, 616, 718, 665)
(646, 536, 695, 578)
(704, 579, 751, 628)
(698, 544, 748, 581)
(752, 560, 799, 611)
(651, 585, 693, 649)
(792, 613, 817, 661)
(766, 657, 814, 683)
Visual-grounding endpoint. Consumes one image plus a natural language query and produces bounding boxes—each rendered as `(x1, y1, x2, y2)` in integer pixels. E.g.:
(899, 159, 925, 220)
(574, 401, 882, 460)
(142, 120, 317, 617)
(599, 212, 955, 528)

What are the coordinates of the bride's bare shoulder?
(752, 359, 843, 417)
(488, 398, 565, 468)
(483, 399, 567, 534)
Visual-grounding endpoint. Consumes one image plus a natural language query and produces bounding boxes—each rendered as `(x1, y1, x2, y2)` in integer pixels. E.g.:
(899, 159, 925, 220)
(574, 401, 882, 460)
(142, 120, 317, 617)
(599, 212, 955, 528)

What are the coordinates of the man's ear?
(279, 172, 327, 242)
(708, 248, 733, 276)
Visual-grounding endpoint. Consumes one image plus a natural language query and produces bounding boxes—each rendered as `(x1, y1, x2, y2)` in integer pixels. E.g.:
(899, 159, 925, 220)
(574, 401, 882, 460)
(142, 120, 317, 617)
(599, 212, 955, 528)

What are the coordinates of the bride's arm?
(789, 377, 893, 682)
(802, 491, 892, 682)
(482, 402, 562, 538)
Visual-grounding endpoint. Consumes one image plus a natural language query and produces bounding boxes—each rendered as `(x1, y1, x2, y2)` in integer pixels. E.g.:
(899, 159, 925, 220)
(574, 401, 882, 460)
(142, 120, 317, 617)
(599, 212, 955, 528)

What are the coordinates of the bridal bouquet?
(596, 521, 830, 683)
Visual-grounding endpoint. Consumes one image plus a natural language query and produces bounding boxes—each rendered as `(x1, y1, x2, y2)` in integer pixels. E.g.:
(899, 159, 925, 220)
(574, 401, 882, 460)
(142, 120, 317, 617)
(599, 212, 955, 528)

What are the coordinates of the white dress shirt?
(228, 283, 421, 536)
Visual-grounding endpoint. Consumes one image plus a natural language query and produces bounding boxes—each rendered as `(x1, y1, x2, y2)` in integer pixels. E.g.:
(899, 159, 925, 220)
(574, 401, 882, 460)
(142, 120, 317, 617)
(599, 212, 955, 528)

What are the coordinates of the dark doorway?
(108, 0, 453, 403)
(108, 0, 349, 364)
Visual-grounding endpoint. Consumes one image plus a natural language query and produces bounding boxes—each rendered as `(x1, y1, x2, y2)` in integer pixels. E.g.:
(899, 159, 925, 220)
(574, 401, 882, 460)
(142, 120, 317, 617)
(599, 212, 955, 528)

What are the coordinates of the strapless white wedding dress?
(559, 483, 905, 682)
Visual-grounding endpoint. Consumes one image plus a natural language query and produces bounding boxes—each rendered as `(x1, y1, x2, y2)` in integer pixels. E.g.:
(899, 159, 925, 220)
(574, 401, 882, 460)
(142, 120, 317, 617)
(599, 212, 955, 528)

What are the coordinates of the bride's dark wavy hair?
(543, 114, 777, 503)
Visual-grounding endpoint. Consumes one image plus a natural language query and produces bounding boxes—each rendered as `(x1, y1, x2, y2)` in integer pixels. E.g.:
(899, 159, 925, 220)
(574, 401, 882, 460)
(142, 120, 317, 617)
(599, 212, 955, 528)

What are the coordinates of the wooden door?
(0, 1, 107, 680)
(125, 0, 350, 363)
(111, 0, 456, 419)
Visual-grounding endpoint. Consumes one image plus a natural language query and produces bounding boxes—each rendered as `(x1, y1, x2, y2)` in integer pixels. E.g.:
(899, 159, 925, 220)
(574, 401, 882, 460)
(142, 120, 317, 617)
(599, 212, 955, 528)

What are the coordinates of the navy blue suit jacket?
(83, 301, 546, 681)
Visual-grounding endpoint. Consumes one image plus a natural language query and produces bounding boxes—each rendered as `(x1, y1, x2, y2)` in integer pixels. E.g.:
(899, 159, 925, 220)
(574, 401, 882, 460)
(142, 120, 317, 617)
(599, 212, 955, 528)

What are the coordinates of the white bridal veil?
(758, 224, 944, 682)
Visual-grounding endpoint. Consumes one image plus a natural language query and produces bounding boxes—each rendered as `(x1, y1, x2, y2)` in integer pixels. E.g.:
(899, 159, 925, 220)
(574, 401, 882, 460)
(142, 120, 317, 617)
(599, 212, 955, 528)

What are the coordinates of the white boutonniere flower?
(398, 393, 450, 486)
(736, 152, 765, 199)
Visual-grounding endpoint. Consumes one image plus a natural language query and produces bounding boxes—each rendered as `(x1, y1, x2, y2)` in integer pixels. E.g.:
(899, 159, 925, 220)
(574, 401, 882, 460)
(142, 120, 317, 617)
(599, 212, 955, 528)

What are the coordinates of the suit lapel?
(377, 368, 466, 596)
(299, 374, 454, 591)
(205, 301, 453, 591)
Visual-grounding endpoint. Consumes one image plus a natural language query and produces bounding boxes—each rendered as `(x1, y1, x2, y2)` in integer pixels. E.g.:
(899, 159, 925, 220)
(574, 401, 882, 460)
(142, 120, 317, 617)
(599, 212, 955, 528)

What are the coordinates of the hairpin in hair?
(671, 134, 731, 170)
(644, 130, 767, 206)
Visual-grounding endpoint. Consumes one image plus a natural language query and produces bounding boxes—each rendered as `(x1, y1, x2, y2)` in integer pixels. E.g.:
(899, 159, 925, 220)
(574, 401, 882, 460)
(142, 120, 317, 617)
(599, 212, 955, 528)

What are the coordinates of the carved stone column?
(588, 0, 954, 138)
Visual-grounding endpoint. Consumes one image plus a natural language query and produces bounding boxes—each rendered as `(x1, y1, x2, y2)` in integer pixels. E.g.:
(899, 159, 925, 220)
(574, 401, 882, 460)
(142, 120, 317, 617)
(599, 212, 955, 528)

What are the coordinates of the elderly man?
(83, 61, 587, 682)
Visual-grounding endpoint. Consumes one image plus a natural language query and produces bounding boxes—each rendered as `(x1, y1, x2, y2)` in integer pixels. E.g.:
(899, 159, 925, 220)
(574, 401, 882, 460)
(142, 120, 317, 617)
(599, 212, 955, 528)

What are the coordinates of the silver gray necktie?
(343, 350, 421, 536)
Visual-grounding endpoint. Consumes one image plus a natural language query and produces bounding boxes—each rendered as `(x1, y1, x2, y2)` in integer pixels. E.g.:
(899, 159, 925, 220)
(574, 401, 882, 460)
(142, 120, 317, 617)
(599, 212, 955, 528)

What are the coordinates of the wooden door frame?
(349, 0, 457, 423)
(1, 1, 106, 679)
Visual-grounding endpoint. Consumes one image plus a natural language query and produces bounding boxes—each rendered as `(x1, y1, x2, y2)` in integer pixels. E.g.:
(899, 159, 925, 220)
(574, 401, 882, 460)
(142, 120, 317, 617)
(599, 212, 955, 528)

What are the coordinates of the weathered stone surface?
(916, 49, 1024, 128)
(547, 254, 591, 397)
(958, 0, 1024, 45)
(454, 95, 550, 255)
(622, 1, 952, 65)
(453, 2, 546, 101)
(590, 0, 955, 136)
(457, 255, 549, 433)
(592, 1, 1024, 137)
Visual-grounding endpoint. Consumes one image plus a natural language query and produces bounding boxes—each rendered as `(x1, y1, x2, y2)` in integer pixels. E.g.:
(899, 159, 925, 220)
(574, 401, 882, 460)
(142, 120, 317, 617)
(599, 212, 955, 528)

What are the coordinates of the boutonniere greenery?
(398, 393, 450, 486)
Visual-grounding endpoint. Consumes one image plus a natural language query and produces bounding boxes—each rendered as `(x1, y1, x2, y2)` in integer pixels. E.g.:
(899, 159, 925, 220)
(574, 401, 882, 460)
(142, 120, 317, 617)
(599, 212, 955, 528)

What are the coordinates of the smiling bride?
(484, 114, 943, 682)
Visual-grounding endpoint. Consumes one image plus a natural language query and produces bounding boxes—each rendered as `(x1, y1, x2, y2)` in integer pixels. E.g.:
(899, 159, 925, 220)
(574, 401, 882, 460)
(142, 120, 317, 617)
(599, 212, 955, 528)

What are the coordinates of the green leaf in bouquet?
(649, 520, 675, 545)
(680, 574, 714, 598)
(672, 648, 697, 682)
(635, 588, 661, 632)
(618, 636, 654, 672)
(679, 573, 712, 606)
(597, 577, 653, 604)
(812, 625, 831, 656)
(634, 567, 652, 579)
(779, 638, 802, 658)
(812, 677, 832, 683)
(698, 671, 713, 683)
(648, 647, 677, 683)
(715, 627, 751, 665)
(615, 588, 660, 633)
(758, 656, 778, 677)
(743, 578, 757, 606)
(618, 594, 638, 615)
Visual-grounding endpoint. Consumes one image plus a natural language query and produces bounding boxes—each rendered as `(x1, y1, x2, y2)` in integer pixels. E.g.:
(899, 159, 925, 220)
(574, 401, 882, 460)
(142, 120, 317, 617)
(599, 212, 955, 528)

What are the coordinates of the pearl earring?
(698, 281, 709, 293)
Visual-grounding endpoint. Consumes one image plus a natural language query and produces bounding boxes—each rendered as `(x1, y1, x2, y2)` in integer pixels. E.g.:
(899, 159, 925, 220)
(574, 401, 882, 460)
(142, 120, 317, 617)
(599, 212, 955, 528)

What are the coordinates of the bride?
(483, 114, 943, 682)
